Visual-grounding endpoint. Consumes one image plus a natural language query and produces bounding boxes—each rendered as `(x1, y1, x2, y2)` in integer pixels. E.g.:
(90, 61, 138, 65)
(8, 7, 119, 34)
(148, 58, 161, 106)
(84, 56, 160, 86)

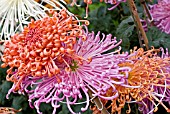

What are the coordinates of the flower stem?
(140, 0, 154, 25)
(88, 90, 109, 114)
(127, 0, 149, 50)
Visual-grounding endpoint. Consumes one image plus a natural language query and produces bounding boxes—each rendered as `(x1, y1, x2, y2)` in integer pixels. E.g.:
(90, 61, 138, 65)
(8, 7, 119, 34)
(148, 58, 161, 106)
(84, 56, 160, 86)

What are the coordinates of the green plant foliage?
(146, 26, 170, 49)
(0, 81, 11, 105)
(115, 16, 135, 51)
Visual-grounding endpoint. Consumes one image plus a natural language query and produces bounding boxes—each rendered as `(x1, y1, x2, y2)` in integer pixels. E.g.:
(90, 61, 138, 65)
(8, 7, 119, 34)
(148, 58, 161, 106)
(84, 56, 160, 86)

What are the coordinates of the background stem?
(140, 0, 154, 25)
(127, 0, 149, 50)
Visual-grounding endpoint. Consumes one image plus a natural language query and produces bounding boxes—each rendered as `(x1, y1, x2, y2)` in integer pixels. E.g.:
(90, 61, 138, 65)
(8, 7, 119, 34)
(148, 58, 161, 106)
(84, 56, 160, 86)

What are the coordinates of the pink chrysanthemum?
(7, 29, 132, 114)
(149, 0, 170, 34)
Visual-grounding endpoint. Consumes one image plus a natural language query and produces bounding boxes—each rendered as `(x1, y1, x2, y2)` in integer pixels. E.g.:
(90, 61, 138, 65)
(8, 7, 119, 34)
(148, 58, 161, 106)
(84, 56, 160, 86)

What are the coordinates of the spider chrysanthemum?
(138, 48, 170, 114)
(91, 47, 170, 114)
(0, 0, 68, 40)
(149, 0, 170, 34)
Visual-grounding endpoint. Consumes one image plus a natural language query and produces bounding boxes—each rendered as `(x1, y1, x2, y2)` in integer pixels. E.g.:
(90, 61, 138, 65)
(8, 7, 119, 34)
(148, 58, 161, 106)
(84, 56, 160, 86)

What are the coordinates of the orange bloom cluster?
(1, 9, 89, 90)
(91, 48, 170, 114)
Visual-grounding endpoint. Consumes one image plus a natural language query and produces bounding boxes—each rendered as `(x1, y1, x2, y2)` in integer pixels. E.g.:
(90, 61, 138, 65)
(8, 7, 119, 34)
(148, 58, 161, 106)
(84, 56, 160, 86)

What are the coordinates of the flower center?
(70, 60, 79, 71)
(25, 27, 42, 43)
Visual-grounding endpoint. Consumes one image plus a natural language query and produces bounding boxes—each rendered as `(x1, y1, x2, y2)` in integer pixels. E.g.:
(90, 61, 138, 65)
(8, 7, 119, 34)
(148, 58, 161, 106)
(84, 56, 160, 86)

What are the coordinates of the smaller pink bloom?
(149, 0, 170, 34)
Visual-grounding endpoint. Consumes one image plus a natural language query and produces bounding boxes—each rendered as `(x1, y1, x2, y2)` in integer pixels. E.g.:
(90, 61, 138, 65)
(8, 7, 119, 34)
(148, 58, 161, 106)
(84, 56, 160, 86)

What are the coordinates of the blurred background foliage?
(0, 0, 170, 113)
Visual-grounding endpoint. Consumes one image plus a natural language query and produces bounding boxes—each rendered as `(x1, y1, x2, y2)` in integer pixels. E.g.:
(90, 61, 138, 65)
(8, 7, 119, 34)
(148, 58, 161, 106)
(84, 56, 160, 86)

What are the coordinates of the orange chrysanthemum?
(1, 9, 89, 90)
(91, 48, 170, 114)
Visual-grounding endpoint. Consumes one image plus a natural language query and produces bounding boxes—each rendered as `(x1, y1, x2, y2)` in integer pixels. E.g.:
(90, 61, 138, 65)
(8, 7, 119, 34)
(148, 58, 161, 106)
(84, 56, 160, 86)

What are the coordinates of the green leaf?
(58, 104, 69, 114)
(116, 16, 136, 51)
(146, 26, 170, 49)
(39, 103, 53, 113)
(12, 96, 27, 110)
(0, 81, 12, 105)
(116, 16, 135, 38)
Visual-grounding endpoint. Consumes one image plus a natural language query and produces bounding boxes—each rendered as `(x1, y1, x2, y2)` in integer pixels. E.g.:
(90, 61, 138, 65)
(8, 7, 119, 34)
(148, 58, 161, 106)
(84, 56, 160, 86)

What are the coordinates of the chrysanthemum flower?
(0, 0, 68, 40)
(138, 48, 170, 114)
(149, 0, 170, 34)
(91, 47, 170, 114)
(138, 84, 170, 114)
(1, 9, 89, 90)
(7, 30, 132, 114)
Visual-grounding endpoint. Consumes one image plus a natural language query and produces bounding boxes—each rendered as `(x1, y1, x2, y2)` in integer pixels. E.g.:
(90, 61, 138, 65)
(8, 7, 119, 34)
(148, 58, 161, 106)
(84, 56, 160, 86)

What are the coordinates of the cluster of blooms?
(91, 47, 170, 114)
(149, 0, 170, 34)
(1, 8, 134, 114)
(6, 31, 132, 114)
(0, 0, 170, 114)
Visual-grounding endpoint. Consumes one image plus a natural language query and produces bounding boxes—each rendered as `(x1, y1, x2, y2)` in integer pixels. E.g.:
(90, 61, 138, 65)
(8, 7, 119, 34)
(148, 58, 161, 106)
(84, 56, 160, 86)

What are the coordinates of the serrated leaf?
(87, 4, 116, 34)
(115, 16, 136, 51)
(116, 16, 135, 38)
(146, 26, 170, 49)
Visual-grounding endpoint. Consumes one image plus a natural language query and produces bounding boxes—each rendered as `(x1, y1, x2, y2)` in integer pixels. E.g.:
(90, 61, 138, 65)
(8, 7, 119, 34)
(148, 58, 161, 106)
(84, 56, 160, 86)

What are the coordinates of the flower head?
(7, 29, 132, 114)
(91, 47, 170, 114)
(0, 0, 68, 40)
(1, 9, 89, 90)
(138, 48, 170, 114)
(149, 0, 170, 34)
